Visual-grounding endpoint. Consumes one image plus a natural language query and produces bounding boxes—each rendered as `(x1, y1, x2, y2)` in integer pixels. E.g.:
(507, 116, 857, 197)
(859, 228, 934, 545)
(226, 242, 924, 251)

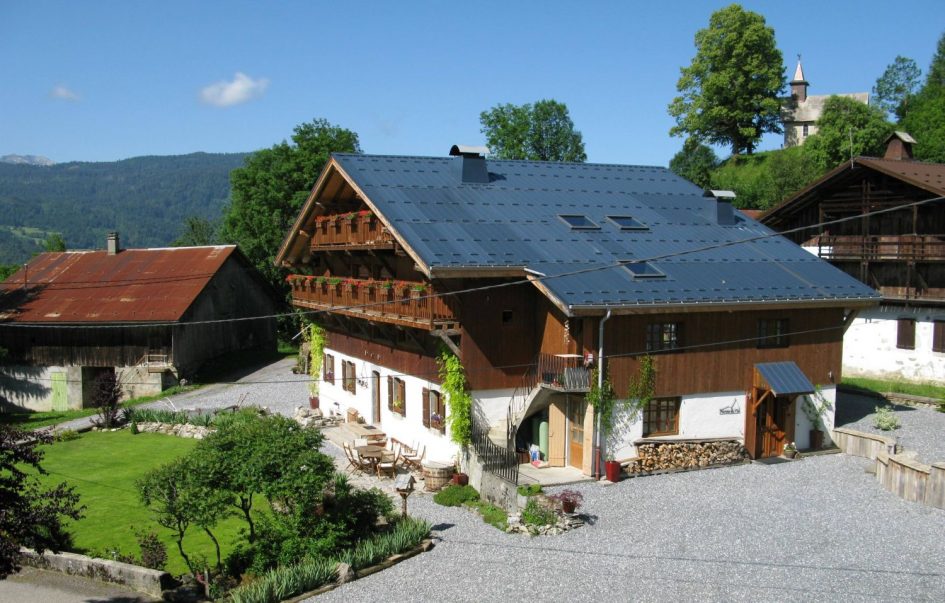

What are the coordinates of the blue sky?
(2, 1, 943, 166)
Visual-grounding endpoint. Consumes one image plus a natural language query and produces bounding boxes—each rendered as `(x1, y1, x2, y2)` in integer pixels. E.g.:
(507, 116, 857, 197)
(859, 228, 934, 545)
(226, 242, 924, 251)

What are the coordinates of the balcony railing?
(311, 211, 394, 250)
(811, 235, 945, 262)
(287, 275, 458, 330)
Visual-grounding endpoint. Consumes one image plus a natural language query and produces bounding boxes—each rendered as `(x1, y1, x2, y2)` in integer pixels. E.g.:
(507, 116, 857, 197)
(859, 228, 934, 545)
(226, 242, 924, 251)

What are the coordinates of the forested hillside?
(0, 152, 248, 264)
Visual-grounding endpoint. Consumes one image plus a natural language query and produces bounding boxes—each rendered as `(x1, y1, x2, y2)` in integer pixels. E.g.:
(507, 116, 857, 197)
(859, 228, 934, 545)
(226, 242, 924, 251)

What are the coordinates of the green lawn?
(34, 430, 251, 576)
(0, 386, 197, 430)
(843, 376, 945, 402)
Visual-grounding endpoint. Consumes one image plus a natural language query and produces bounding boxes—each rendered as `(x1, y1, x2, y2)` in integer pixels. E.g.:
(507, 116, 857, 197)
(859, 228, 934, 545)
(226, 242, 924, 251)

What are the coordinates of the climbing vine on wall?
(626, 355, 656, 422)
(306, 323, 326, 397)
(438, 350, 471, 446)
(586, 367, 618, 440)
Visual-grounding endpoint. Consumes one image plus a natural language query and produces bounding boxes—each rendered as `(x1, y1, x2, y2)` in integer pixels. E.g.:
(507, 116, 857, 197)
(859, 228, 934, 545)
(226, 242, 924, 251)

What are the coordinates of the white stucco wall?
(319, 347, 458, 464)
(843, 306, 945, 383)
(473, 387, 517, 427)
(608, 385, 837, 459)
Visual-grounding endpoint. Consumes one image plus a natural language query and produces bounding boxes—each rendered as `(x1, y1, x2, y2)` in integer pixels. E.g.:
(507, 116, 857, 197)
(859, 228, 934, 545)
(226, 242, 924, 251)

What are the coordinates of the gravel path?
(836, 390, 945, 464)
(310, 455, 945, 603)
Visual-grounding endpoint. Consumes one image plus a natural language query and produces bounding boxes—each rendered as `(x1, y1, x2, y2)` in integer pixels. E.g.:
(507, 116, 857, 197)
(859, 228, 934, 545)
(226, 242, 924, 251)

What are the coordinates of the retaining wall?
(833, 427, 945, 510)
(20, 548, 174, 598)
(462, 447, 517, 512)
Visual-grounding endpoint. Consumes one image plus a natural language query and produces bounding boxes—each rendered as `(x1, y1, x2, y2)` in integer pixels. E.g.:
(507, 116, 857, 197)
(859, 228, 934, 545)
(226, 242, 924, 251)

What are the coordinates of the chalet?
(761, 132, 945, 384)
(276, 146, 878, 481)
(0, 234, 279, 412)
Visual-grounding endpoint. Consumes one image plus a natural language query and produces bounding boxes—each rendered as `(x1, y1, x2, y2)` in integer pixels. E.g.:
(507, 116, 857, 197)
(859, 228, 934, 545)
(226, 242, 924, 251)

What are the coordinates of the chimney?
(790, 57, 808, 102)
(703, 190, 737, 225)
(107, 232, 120, 255)
(883, 131, 916, 161)
(449, 144, 490, 184)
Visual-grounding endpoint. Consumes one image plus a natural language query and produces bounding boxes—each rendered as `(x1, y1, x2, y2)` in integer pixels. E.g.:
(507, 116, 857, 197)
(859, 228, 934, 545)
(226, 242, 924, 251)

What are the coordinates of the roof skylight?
(558, 214, 600, 230)
(607, 215, 648, 230)
(622, 261, 665, 279)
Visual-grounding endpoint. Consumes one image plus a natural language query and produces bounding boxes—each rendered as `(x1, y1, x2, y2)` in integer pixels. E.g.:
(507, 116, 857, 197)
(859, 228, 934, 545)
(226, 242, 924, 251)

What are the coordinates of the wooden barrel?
(422, 462, 454, 492)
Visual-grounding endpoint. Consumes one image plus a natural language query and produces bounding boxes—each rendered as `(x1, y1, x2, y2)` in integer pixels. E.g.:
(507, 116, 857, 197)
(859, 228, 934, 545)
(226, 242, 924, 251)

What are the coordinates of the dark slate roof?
(756, 362, 816, 395)
(333, 153, 879, 310)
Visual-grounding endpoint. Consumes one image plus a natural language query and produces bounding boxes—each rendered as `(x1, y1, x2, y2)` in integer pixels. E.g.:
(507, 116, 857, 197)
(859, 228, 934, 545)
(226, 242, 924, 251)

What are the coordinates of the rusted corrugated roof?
(0, 246, 237, 323)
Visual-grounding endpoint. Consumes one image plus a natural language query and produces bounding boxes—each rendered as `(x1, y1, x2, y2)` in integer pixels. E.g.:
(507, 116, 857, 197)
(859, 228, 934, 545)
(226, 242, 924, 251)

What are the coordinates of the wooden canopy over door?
(744, 362, 814, 459)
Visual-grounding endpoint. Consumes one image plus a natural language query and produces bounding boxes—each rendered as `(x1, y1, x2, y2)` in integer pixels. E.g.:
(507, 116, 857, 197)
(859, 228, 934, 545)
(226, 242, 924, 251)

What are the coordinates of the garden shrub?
(468, 501, 508, 530)
(137, 531, 167, 571)
(517, 484, 542, 497)
(433, 484, 479, 507)
(521, 498, 557, 527)
(873, 405, 901, 431)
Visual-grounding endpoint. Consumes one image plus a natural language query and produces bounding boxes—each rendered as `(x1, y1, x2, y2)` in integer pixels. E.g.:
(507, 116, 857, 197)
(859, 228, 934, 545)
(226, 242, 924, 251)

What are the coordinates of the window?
(388, 376, 406, 415)
(607, 215, 648, 230)
(342, 360, 356, 394)
(558, 214, 600, 230)
(897, 319, 915, 350)
(502, 310, 514, 323)
(802, 124, 809, 137)
(757, 319, 790, 348)
(646, 322, 681, 352)
(323, 353, 335, 385)
(422, 388, 446, 433)
(623, 261, 665, 279)
(933, 321, 945, 353)
(643, 397, 681, 436)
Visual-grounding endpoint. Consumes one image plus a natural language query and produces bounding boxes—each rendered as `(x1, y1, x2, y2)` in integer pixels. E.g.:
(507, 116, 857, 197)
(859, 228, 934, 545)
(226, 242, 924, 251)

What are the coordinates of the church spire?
(790, 54, 809, 102)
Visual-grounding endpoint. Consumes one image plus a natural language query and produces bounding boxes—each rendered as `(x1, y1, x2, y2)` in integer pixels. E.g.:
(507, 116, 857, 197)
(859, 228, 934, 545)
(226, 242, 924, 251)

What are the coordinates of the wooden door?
(758, 395, 793, 457)
(548, 398, 567, 466)
(567, 398, 587, 470)
(372, 371, 381, 423)
(51, 372, 68, 411)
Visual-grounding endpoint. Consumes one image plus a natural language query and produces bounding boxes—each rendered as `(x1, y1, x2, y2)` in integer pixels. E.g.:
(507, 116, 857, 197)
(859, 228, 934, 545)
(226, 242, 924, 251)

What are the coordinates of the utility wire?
(2, 194, 940, 332)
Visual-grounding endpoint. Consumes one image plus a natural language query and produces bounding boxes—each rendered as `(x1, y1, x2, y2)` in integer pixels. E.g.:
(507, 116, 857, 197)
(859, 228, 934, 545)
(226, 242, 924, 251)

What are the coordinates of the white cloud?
(50, 85, 80, 102)
(199, 72, 269, 107)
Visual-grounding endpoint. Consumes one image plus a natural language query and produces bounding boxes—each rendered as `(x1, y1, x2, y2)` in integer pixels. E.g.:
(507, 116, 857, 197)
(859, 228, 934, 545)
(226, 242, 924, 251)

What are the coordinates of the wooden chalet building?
(277, 146, 878, 476)
(0, 234, 279, 412)
(761, 132, 945, 384)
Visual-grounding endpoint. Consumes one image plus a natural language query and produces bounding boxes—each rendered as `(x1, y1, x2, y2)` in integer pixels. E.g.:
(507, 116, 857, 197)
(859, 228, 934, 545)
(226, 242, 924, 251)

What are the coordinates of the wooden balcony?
(287, 275, 458, 331)
(310, 211, 394, 251)
(811, 235, 945, 262)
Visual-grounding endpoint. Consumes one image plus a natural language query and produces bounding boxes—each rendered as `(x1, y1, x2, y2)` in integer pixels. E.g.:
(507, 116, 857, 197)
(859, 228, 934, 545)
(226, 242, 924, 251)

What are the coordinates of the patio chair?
(404, 445, 425, 471)
(353, 437, 369, 448)
(376, 448, 401, 478)
(342, 443, 360, 473)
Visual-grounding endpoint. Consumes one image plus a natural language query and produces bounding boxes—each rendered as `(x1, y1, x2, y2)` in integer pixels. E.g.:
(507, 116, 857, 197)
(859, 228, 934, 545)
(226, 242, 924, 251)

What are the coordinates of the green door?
(51, 372, 68, 411)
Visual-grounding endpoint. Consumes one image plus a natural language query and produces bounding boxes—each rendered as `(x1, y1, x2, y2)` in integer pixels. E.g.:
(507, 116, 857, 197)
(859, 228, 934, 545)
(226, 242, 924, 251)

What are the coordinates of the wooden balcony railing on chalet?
(287, 275, 458, 331)
(310, 211, 394, 250)
(811, 235, 945, 262)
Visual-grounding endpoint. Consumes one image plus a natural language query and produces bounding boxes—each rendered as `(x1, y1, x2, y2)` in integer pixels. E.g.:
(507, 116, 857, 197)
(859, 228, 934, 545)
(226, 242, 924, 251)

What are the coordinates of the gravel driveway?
(310, 455, 945, 602)
(836, 390, 945, 464)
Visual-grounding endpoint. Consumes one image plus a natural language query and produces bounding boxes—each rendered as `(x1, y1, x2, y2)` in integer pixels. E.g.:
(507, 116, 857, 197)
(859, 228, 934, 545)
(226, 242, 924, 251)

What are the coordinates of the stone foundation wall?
(627, 440, 749, 474)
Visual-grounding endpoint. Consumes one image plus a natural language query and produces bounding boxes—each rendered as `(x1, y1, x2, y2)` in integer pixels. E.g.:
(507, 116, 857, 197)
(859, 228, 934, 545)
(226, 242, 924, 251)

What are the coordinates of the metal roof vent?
(449, 144, 490, 184)
(703, 190, 737, 226)
(106, 231, 120, 255)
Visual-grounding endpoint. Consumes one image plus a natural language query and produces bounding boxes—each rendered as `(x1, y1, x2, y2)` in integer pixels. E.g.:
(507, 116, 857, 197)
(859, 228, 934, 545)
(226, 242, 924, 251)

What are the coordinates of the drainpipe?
(594, 308, 612, 480)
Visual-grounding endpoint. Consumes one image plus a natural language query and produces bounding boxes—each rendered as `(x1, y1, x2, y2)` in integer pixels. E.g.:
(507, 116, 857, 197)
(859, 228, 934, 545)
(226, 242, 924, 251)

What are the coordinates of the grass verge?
(0, 385, 198, 430)
(32, 430, 250, 576)
(843, 377, 945, 402)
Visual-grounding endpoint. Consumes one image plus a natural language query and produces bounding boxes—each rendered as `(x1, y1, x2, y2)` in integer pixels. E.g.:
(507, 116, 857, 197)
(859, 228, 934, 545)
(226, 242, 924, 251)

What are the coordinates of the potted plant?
(783, 441, 797, 459)
(430, 412, 444, 431)
(549, 489, 584, 514)
(802, 390, 831, 451)
(451, 468, 469, 486)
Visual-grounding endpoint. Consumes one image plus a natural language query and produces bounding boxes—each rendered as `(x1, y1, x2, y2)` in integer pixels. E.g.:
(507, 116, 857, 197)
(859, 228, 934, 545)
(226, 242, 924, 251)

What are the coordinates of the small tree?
(803, 96, 893, 170)
(669, 140, 719, 189)
(586, 368, 618, 459)
(1, 426, 83, 579)
(873, 56, 922, 120)
(91, 370, 123, 428)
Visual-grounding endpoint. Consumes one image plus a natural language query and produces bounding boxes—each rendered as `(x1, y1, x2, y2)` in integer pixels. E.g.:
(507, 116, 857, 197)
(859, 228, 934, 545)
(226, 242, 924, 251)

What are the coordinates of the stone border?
(282, 538, 435, 603)
(19, 547, 175, 598)
(833, 427, 945, 510)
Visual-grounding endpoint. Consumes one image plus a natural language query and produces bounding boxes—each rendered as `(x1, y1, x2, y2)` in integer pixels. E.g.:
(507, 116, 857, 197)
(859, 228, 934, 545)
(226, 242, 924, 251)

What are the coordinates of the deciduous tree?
(873, 56, 921, 120)
(479, 99, 586, 162)
(803, 96, 893, 170)
(1, 426, 83, 578)
(668, 4, 784, 155)
(668, 140, 719, 189)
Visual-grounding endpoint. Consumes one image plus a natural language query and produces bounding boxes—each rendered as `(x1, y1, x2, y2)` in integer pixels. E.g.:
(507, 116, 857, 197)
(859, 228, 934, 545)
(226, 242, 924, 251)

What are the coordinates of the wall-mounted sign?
(719, 399, 741, 415)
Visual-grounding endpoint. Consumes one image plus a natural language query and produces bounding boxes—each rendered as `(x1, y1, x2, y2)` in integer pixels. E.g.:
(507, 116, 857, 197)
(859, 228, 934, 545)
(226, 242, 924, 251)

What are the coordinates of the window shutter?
(933, 321, 945, 353)
(387, 376, 393, 411)
(897, 319, 915, 350)
(422, 388, 430, 427)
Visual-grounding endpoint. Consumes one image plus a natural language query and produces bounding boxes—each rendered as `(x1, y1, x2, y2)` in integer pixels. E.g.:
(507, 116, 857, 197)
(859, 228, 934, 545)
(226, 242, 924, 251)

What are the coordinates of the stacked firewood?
(626, 440, 749, 474)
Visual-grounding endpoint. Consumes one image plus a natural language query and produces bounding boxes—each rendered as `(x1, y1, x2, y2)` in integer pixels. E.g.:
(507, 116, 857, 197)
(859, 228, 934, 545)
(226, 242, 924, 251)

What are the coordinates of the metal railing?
(471, 411, 519, 485)
(506, 352, 591, 446)
(311, 212, 394, 248)
(288, 276, 457, 329)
